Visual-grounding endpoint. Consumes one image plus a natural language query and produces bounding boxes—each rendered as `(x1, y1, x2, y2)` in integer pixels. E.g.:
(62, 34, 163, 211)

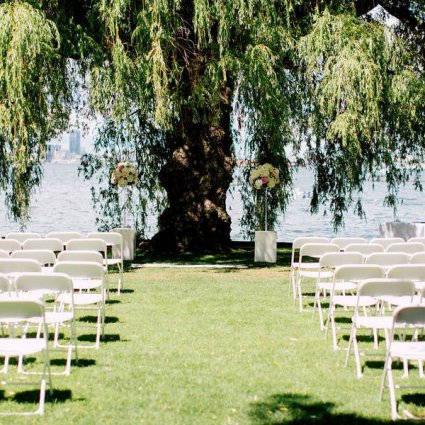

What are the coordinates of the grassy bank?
(0, 248, 421, 424)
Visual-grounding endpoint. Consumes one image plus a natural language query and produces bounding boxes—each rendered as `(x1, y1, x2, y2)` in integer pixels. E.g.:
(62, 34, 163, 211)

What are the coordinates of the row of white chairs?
(290, 237, 424, 300)
(290, 236, 425, 419)
(0, 233, 124, 294)
(0, 261, 107, 416)
(293, 243, 425, 309)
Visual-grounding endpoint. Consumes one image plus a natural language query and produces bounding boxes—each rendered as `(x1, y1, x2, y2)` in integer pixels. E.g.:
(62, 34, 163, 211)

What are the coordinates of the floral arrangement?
(111, 162, 138, 187)
(249, 163, 280, 190)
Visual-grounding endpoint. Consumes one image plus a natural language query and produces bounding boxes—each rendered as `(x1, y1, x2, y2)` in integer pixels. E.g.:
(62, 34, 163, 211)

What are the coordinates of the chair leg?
(345, 323, 354, 367)
(387, 359, 399, 420)
(352, 330, 363, 378)
(297, 278, 303, 312)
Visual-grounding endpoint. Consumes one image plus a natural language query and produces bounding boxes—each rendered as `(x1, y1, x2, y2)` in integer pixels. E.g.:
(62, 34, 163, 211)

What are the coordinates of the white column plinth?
(254, 231, 277, 263)
(113, 227, 136, 260)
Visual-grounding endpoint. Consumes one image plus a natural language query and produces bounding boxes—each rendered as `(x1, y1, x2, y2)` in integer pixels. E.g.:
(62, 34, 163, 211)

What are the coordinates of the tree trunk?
(151, 94, 235, 251)
(151, 87, 235, 252)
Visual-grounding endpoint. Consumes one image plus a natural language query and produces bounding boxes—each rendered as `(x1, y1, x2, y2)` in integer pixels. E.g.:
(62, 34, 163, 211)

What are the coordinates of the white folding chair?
(366, 252, 410, 269)
(380, 305, 425, 420)
(331, 237, 368, 251)
(87, 232, 124, 294)
(0, 273, 11, 296)
(0, 239, 21, 253)
(386, 242, 425, 254)
(11, 250, 56, 267)
(313, 252, 364, 330)
(326, 264, 385, 350)
(57, 250, 104, 265)
(296, 243, 339, 312)
(5, 232, 41, 244)
(65, 239, 109, 296)
(0, 300, 52, 416)
(0, 259, 42, 277)
(345, 279, 415, 378)
(410, 252, 425, 264)
(22, 238, 62, 252)
(15, 273, 77, 376)
(388, 264, 425, 292)
(53, 261, 105, 349)
(46, 232, 83, 246)
(345, 243, 384, 256)
(290, 237, 329, 298)
(0, 250, 9, 259)
(408, 237, 425, 245)
(371, 237, 405, 249)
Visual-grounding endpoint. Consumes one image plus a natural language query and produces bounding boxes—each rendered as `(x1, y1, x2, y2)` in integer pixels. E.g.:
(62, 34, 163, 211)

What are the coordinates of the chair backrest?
(386, 242, 425, 254)
(299, 243, 339, 259)
(0, 299, 44, 322)
(370, 237, 404, 249)
(392, 305, 425, 328)
(0, 239, 21, 253)
(22, 238, 62, 252)
(387, 264, 425, 281)
(15, 272, 73, 295)
(345, 243, 384, 255)
(408, 237, 425, 245)
(334, 264, 385, 281)
(46, 231, 83, 243)
(5, 232, 41, 243)
(319, 252, 364, 268)
(331, 237, 368, 250)
(66, 239, 107, 257)
(87, 232, 123, 258)
(357, 278, 416, 299)
(57, 250, 104, 265)
(53, 261, 105, 279)
(0, 273, 10, 292)
(0, 258, 42, 274)
(0, 250, 9, 259)
(292, 237, 329, 250)
(366, 252, 410, 266)
(410, 252, 425, 264)
(11, 249, 56, 266)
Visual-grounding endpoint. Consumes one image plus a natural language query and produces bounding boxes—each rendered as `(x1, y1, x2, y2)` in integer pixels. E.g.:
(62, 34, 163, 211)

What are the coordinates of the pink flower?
(261, 176, 268, 184)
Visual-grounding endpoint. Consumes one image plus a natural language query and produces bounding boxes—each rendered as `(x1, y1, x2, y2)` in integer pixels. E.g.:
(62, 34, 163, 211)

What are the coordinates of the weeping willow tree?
(1, 0, 425, 250)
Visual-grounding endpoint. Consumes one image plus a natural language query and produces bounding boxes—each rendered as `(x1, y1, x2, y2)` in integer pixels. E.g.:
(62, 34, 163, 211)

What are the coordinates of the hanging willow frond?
(0, 1, 72, 223)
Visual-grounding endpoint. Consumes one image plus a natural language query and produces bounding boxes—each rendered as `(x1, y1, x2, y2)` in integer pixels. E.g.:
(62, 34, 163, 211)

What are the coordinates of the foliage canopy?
(0, 1, 424, 241)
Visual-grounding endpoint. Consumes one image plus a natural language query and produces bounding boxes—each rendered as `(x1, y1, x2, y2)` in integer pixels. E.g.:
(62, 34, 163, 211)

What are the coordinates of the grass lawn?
(0, 245, 423, 424)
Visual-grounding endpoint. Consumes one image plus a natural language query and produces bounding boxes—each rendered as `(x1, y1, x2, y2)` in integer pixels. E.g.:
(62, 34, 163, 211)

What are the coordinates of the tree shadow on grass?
(109, 288, 134, 294)
(106, 299, 121, 305)
(49, 358, 96, 368)
(0, 389, 74, 405)
(248, 393, 413, 424)
(78, 315, 119, 324)
(78, 334, 122, 343)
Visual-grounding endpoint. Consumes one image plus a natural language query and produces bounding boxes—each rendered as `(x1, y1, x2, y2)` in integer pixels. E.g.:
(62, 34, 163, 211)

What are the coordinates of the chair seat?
(319, 282, 357, 291)
(299, 270, 330, 279)
(104, 259, 121, 266)
(0, 338, 46, 356)
(333, 295, 376, 308)
(390, 341, 425, 361)
(354, 315, 393, 329)
(58, 293, 102, 306)
(44, 311, 74, 324)
(72, 278, 103, 291)
(378, 295, 417, 306)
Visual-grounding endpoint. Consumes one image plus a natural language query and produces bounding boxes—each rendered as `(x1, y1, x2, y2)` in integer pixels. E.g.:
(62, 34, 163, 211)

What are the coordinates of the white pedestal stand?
(113, 227, 136, 260)
(254, 231, 277, 263)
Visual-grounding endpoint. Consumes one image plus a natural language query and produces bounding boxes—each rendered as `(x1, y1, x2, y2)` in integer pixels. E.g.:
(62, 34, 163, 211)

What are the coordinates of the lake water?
(1, 163, 423, 242)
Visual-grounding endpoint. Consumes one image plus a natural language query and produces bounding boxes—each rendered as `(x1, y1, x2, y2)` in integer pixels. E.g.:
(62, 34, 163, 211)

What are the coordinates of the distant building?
(69, 129, 81, 155)
(46, 144, 62, 162)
